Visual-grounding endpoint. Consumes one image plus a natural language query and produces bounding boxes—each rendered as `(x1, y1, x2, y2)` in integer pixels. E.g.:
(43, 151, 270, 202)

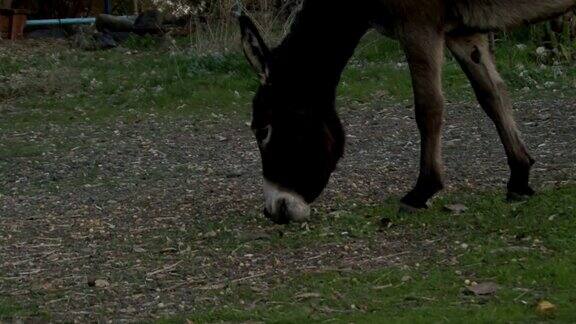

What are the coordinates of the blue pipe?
(26, 18, 96, 27)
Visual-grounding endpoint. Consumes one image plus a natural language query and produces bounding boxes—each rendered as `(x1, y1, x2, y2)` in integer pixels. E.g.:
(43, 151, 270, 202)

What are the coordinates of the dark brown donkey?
(239, 0, 575, 224)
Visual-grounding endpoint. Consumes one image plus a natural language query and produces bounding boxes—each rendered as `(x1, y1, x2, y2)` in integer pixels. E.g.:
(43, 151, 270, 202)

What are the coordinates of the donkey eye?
(254, 125, 272, 146)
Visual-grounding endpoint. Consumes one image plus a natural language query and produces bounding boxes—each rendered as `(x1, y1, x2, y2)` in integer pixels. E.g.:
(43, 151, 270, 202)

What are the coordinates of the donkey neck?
(270, 3, 371, 99)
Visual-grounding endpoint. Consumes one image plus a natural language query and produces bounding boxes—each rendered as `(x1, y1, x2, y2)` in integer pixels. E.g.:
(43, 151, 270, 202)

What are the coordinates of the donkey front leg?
(447, 34, 535, 201)
(400, 29, 446, 211)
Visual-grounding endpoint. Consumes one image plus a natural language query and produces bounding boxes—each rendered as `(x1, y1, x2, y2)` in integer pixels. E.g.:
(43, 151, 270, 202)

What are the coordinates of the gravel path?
(0, 98, 574, 321)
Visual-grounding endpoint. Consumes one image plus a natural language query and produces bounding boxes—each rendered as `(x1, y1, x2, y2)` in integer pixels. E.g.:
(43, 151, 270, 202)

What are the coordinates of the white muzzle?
(263, 180, 311, 223)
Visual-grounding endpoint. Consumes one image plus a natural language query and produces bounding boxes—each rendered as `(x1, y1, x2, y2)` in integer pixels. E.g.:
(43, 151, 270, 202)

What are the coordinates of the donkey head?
(240, 16, 345, 224)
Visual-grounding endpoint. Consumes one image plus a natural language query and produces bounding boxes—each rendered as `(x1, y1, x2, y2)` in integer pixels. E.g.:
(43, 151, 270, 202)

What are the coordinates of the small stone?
(204, 231, 217, 238)
(466, 282, 499, 296)
(94, 279, 110, 288)
(444, 204, 468, 214)
(536, 47, 548, 56)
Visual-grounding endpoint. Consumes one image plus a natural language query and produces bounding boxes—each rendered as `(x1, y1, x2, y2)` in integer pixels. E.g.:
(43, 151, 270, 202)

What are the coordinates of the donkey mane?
(268, 1, 371, 105)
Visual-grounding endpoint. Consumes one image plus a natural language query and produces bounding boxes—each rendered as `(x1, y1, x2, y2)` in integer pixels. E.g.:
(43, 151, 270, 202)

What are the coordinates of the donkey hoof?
(507, 187, 535, 202)
(263, 208, 291, 225)
(398, 202, 428, 214)
(399, 196, 431, 213)
(399, 192, 431, 213)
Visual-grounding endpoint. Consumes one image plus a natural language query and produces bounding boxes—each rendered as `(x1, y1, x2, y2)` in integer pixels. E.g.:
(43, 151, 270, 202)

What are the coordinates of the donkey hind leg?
(447, 34, 535, 201)
(400, 28, 446, 211)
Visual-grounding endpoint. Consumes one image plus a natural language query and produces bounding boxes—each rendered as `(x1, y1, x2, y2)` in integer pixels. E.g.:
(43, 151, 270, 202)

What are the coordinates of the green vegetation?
(152, 186, 576, 323)
(2, 186, 575, 322)
(0, 299, 44, 321)
(1, 32, 575, 133)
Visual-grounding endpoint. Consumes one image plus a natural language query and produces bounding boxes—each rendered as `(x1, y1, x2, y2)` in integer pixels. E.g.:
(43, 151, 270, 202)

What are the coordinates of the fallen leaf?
(161, 247, 178, 254)
(466, 282, 499, 296)
(536, 300, 557, 316)
(133, 246, 147, 253)
(42, 282, 54, 291)
(490, 246, 533, 254)
(198, 283, 226, 290)
(295, 292, 322, 300)
(372, 284, 392, 290)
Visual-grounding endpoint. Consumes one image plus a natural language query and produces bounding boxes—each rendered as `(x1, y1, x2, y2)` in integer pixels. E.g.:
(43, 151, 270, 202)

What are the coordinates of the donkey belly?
(449, 0, 575, 31)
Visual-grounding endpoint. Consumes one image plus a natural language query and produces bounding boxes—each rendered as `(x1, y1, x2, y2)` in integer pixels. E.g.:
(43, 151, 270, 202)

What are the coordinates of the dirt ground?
(0, 97, 575, 321)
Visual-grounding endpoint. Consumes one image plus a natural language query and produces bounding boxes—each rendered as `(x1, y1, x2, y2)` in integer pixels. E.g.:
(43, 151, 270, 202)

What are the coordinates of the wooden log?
(95, 14, 135, 32)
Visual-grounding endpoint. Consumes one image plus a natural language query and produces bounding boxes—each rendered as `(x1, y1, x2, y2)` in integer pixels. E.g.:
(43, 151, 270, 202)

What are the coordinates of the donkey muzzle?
(263, 180, 311, 224)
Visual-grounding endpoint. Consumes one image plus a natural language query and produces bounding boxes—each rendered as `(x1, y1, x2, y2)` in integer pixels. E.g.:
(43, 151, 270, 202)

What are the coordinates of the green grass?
(345, 31, 576, 103)
(0, 299, 45, 321)
(1, 32, 575, 134)
(154, 186, 576, 323)
(2, 187, 574, 322)
(0, 49, 257, 131)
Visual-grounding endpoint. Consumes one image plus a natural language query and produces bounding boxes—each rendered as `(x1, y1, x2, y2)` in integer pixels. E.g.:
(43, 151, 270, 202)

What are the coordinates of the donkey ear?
(239, 15, 271, 84)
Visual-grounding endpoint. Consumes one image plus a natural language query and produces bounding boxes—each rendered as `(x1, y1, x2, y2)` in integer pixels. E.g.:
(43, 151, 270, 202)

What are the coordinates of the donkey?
(239, 0, 576, 224)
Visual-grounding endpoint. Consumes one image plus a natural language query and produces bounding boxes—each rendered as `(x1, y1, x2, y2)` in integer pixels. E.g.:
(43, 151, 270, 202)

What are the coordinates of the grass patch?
(2, 33, 575, 133)
(0, 49, 257, 131)
(159, 186, 576, 323)
(0, 299, 45, 322)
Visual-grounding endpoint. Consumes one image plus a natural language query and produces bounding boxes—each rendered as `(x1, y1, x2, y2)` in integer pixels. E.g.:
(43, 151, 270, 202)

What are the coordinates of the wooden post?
(0, 0, 13, 9)
(0, 9, 28, 40)
(133, 0, 139, 14)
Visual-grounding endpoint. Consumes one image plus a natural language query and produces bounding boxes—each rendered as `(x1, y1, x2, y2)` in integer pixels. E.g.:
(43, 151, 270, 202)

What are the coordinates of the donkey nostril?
(275, 198, 291, 224)
(277, 198, 287, 214)
(263, 202, 291, 225)
(263, 180, 311, 224)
